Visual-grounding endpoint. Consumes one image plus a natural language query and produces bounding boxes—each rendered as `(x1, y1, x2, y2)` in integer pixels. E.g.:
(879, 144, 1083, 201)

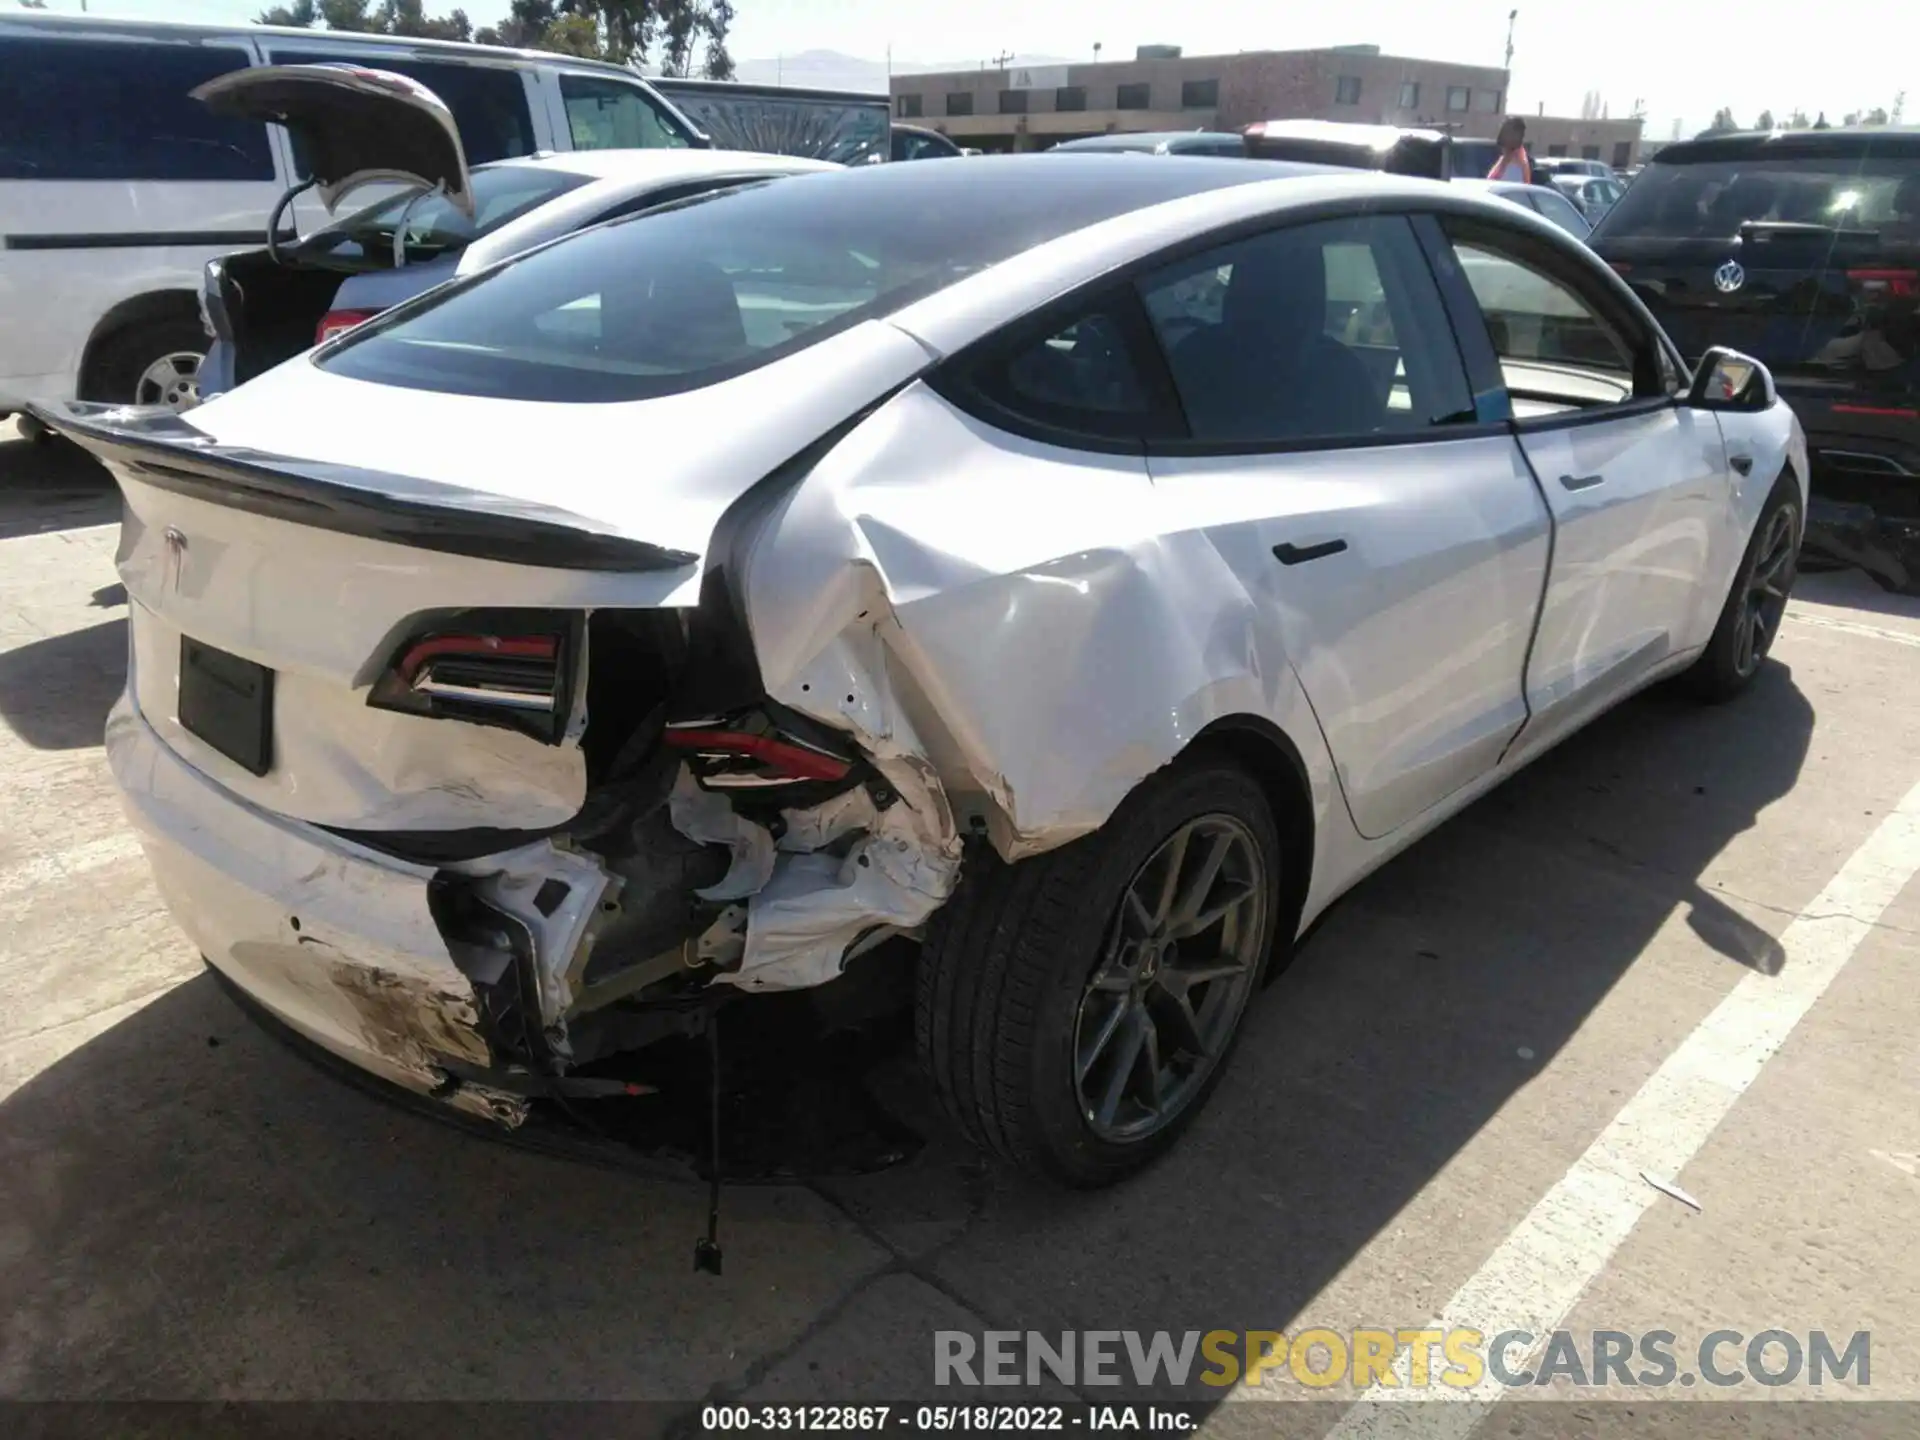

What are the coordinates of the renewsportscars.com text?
(934, 1328, 1871, 1390)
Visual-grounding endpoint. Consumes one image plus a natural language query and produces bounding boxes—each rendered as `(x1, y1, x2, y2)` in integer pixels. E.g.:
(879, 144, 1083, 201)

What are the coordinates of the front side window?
(1447, 238, 1641, 411)
(269, 49, 536, 164)
(560, 74, 689, 150)
(0, 37, 271, 181)
(1141, 215, 1475, 444)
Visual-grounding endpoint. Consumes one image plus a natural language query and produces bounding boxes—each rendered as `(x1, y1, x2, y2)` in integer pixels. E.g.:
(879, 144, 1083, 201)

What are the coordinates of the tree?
(1755, 108, 1775, 131)
(1786, 108, 1811, 129)
(1894, 91, 1907, 125)
(1706, 106, 1739, 133)
(1813, 111, 1830, 129)
(258, 1, 472, 40)
(469, 2, 731, 71)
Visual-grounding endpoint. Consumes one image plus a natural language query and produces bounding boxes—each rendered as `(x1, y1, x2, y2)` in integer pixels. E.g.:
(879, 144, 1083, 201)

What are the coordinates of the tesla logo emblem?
(162, 526, 187, 592)
(1713, 260, 1747, 293)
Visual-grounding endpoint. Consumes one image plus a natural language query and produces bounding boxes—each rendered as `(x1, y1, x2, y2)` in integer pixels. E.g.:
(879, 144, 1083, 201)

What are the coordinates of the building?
(890, 43, 1642, 167)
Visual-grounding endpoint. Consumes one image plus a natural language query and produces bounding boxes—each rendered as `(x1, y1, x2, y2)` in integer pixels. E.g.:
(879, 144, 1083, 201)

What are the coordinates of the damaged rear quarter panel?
(739, 381, 1339, 873)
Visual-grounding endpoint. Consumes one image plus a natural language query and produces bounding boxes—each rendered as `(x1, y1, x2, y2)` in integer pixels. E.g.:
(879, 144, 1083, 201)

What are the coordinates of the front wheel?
(916, 757, 1283, 1187)
(1683, 475, 1801, 702)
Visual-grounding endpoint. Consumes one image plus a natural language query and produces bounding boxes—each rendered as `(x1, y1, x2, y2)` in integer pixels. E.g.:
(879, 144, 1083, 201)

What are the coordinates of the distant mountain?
(731, 49, 1077, 96)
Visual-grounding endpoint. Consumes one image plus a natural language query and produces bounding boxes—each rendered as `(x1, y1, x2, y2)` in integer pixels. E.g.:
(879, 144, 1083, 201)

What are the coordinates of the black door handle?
(1560, 472, 1605, 491)
(1272, 539, 1348, 566)
(1729, 454, 1754, 476)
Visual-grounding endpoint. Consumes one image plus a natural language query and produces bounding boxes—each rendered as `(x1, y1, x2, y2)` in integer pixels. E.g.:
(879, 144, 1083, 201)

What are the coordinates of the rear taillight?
(1847, 269, 1918, 298)
(316, 308, 382, 344)
(368, 619, 576, 742)
(665, 712, 855, 792)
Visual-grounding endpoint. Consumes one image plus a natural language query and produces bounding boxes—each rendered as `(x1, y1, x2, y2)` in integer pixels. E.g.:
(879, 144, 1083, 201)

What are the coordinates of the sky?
(24, 0, 1917, 139)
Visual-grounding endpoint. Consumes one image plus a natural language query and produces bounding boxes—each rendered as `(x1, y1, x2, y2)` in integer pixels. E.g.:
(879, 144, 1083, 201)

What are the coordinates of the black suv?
(1593, 129, 1920, 591)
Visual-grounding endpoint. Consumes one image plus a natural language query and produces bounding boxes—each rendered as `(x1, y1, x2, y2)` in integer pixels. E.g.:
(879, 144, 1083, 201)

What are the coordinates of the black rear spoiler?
(29, 402, 697, 574)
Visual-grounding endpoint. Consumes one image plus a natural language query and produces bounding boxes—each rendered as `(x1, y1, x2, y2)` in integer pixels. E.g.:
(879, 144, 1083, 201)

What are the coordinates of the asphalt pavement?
(2, 417, 1917, 1437)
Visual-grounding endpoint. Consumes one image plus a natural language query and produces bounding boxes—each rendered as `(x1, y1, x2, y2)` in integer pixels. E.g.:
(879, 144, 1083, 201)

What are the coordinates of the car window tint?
(267, 49, 535, 164)
(1449, 241, 1637, 412)
(1139, 215, 1476, 444)
(0, 36, 271, 181)
(1529, 187, 1593, 238)
(561, 74, 691, 149)
(970, 298, 1158, 439)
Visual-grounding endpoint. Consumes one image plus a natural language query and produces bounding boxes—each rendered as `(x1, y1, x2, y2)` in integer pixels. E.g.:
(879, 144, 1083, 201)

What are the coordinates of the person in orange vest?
(1488, 116, 1533, 182)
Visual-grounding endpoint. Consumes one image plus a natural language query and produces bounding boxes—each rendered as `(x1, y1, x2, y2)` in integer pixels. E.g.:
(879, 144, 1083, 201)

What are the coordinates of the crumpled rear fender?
(741, 381, 1343, 882)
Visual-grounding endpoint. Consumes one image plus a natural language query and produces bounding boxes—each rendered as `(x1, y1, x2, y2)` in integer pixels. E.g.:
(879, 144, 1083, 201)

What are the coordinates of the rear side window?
(266, 48, 534, 164)
(0, 36, 271, 181)
(1141, 215, 1476, 444)
(966, 296, 1168, 443)
(1447, 240, 1638, 411)
(1601, 153, 1920, 241)
(560, 74, 691, 150)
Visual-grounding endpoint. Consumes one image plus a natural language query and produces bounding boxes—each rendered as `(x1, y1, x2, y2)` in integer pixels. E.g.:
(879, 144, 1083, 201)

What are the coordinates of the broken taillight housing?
(368, 615, 578, 742)
(665, 709, 856, 794)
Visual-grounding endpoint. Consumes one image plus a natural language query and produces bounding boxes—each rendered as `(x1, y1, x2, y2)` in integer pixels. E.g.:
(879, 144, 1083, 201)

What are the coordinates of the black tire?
(916, 755, 1284, 1187)
(1683, 473, 1802, 702)
(1867, 565, 1920, 598)
(83, 316, 207, 409)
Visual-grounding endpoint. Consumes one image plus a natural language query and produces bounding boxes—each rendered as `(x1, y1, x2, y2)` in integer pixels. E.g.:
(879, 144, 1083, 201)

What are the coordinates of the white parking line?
(1786, 610, 1920, 650)
(0, 831, 144, 908)
(1307, 775, 1920, 1436)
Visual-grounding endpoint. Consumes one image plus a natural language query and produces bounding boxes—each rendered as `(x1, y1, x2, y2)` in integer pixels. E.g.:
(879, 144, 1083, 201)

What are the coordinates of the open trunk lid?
(193, 63, 474, 218)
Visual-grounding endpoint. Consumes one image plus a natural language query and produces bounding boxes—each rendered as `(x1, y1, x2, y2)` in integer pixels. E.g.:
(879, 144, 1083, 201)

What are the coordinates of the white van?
(0, 12, 703, 421)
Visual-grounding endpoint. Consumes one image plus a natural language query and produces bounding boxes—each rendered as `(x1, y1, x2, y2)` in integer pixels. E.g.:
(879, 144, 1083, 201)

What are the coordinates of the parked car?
(1592, 127, 1920, 591)
(1050, 131, 1248, 158)
(1452, 177, 1593, 239)
(195, 65, 834, 401)
(1242, 120, 1499, 179)
(1553, 173, 1626, 224)
(0, 10, 701, 425)
(35, 158, 1804, 1186)
(649, 77, 891, 166)
(892, 124, 964, 162)
(1536, 157, 1616, 181)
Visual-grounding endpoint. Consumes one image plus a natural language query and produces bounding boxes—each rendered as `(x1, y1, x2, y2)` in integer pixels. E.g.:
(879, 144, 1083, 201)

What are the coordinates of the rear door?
(1431, 214, 1735, 745)
(1137, 213, 1552, 839)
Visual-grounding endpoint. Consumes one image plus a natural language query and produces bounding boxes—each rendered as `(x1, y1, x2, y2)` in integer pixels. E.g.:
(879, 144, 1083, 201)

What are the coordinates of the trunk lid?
(34, 319, 930, 834)
(192, 63, 474, 218)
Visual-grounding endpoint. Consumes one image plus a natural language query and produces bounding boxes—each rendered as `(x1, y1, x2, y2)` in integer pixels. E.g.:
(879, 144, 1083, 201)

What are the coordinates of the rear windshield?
(320, 159, 1268, 402)
(306, 164, 590, 266)
(1599, 153, 1920, 241)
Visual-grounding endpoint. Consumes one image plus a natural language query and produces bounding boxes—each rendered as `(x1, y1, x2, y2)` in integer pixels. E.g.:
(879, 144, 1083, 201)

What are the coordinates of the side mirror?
(1688, 346, 1776, 412)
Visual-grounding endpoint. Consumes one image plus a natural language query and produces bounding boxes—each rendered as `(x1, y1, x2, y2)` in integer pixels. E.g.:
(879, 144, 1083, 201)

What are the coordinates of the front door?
(1437, 221, 1730, 744)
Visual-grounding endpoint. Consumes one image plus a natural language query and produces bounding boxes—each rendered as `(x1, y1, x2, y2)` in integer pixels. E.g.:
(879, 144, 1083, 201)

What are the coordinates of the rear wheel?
(916, 757, 1282, 1187)
(1683, 475, 1801, 701)
(84, 317, 207, 411)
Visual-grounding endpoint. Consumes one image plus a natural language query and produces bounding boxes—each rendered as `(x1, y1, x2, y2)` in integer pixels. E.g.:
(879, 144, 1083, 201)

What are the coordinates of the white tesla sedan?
(39, 156, 1806, 1187)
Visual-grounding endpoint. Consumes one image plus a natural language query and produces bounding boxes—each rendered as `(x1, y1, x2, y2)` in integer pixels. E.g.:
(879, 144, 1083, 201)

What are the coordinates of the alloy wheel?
(1072, 814, 1269, 1142)
(1736, 505, 1797, 677)
(135, 351, 202, 411)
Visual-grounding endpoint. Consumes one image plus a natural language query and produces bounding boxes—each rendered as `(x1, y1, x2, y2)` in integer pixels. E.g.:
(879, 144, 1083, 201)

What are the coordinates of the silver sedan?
(37, 156, 1806, 1186)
